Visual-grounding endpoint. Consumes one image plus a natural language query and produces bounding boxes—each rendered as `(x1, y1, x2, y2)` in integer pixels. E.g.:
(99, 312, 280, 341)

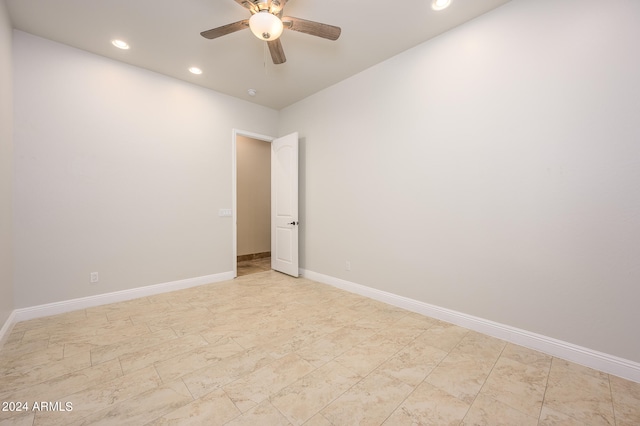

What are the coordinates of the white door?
(271, 132, 299, 277)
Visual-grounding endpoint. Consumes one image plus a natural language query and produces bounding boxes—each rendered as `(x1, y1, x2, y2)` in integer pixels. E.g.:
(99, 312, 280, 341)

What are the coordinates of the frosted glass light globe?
(249, 11, 284, 41)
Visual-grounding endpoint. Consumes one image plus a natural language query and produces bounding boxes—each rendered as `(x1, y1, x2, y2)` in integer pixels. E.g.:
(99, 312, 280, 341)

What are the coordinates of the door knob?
(288, 221, 299, 225)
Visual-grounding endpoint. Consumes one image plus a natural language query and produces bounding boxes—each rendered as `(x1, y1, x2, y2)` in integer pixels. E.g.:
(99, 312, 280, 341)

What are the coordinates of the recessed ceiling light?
(432, 0, 451, 11)
(111, 39, 130, 50)
(247, 89, 257, 97)
(189, 67, 203, 75)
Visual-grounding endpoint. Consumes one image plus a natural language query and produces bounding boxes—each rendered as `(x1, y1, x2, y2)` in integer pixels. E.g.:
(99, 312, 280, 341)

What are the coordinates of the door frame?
(232, 129, 274, 278)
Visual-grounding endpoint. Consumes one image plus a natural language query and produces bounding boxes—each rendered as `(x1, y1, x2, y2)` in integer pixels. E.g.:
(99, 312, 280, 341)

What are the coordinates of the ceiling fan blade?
(282, 16, 341, 41)
(267, 39, 286, 64)
(200, 20, 249, 39)
(234, 0, 259, 14)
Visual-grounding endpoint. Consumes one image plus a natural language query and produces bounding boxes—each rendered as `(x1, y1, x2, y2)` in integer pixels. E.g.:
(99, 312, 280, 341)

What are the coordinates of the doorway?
(234, 132, 272, 277)
(232, 129, 299, 278)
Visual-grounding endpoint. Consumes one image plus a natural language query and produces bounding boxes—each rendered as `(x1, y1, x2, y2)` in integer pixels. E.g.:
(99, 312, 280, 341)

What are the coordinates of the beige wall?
(12, 31, 278, 308)
(0, 0, 14, 328)
(279, 0, 640, 363)
(237, 136, 270, 256)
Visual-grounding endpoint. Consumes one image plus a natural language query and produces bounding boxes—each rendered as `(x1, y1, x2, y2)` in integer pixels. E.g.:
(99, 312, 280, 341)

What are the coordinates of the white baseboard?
(300, 269, 640, 384)
(9, 271, 234, 325)
(0, 310, 17, 349)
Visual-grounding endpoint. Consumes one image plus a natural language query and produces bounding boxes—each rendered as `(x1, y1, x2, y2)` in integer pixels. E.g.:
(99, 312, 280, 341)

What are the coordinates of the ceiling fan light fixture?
(249, 11, 284, 41)
(432, 0, 451, 11)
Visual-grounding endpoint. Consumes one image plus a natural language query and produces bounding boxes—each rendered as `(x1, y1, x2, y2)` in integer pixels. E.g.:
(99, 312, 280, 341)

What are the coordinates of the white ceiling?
(6, 0, 512, 110)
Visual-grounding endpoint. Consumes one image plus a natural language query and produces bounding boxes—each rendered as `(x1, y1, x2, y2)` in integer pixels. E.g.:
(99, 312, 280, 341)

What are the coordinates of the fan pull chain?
(263, 42, 269, 75)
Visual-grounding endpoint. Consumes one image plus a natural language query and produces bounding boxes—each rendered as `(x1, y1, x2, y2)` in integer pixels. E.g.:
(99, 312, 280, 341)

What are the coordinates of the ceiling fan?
(200, 0, 341, 65)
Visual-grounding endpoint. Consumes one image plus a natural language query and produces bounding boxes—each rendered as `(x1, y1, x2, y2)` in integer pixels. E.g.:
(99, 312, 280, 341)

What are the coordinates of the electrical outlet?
(90, 272, 99, 283)
(345, 261, 351, 271)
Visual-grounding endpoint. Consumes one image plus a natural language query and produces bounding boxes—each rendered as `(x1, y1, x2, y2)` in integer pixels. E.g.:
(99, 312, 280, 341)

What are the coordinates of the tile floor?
(1, 270, 639, 425)
(237, 257, 271, 277)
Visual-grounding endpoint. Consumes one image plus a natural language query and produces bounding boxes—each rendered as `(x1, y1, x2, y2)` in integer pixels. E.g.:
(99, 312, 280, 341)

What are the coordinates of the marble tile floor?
(237, 257, 271, 277)
(1, 271, 639, 425)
